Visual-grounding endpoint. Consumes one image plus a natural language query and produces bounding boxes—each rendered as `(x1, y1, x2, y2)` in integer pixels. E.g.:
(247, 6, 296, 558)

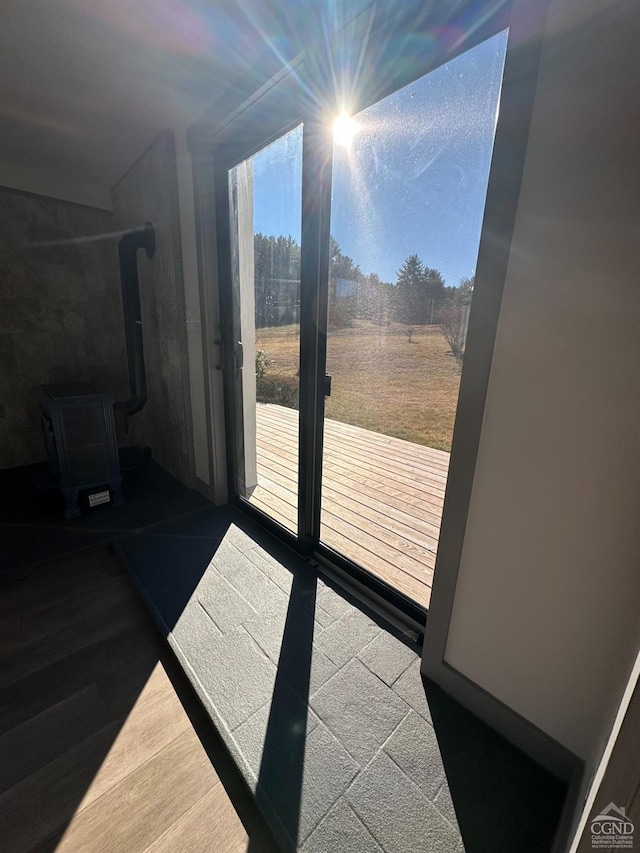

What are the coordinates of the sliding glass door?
(320, 31, 508, 609)
(219, 27, 509, 614)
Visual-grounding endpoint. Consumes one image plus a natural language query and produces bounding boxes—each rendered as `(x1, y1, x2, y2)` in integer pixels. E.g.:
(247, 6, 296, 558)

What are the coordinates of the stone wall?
(111, 131, 193, 486)
(0, 189, 127, 468)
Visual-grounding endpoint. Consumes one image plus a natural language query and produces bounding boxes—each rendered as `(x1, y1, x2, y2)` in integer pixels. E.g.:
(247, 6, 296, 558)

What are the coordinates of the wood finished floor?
(0, 547, 278, 853)
(250, 404, 450, 609)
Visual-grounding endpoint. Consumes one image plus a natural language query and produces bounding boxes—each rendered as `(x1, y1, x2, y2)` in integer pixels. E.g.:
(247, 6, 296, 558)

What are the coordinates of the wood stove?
(39, 382, 123, 519)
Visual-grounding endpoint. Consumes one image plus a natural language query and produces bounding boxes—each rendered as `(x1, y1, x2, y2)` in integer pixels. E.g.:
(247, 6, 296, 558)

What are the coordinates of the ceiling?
(0, 0, 360, 208)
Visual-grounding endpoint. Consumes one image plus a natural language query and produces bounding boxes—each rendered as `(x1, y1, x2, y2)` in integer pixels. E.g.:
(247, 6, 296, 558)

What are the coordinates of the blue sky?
(251, 29, 508, 288)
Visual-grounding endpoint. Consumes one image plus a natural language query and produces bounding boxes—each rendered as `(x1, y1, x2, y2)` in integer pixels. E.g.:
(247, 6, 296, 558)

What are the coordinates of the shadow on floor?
(0, 451, 209, 576)
(423, 677, 568, 853)
(252, 573, 317, 849)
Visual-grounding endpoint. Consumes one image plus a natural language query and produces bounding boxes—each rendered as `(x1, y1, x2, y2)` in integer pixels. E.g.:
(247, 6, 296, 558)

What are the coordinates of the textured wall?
(111, 131, 193, 486)
(0, 189, 128, 469)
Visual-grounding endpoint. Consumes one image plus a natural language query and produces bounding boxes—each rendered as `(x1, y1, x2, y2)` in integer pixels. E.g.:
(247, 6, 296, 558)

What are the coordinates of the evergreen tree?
(396, 254, 425, 323)
(423, 266, 446, 324)
(395, 255, 447, 324)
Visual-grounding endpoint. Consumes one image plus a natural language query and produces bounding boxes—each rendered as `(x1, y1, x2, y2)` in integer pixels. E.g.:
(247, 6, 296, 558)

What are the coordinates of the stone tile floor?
(118, 505, 566, 853)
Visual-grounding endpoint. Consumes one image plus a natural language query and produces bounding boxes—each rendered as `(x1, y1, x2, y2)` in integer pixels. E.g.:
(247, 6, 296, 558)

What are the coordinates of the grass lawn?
(256, 320, 462, 452)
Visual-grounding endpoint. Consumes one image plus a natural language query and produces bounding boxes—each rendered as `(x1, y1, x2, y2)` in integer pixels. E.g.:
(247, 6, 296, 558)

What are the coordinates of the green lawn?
(256, 320, 462, 452)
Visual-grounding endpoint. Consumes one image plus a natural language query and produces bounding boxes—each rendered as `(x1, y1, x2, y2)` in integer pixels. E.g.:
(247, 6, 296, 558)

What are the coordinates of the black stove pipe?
(115, 222, 155, 417)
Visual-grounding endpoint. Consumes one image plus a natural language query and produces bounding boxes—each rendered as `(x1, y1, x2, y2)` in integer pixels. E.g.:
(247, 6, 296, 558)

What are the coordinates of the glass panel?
(228, 126, 303, 533)
(321, 31, 508, 607)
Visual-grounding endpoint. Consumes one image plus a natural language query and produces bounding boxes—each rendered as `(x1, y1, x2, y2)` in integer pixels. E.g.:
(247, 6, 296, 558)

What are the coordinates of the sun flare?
(333, 112, 360, 149)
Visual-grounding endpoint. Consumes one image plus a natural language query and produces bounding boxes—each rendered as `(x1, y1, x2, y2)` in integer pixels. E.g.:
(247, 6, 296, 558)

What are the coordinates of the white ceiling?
(0, 0, 332, 208)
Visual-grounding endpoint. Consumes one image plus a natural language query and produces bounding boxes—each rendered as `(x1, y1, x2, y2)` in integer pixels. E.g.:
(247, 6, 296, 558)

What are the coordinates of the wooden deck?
(249, 404, 450, 609)
(0, 548, 278, 853)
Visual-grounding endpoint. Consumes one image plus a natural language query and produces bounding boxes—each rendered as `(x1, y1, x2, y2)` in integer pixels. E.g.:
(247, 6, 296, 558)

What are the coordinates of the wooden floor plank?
(0, 549, 120, 620)
(320, 525, 433, 605)
(320, 507, 436, 578)
(18, 573, 134, 644)
(256, 441, 445, 528)
(0, 685, 108, 796)
(74, 682, 194, 814)
(257, 451, 443, 543)
(257, 409, 448, 503)
(143, 784, 274, 853)
(0, 596, 148, 691)
(52, 729, 219, 853)
(253, 404, 450, 608)
(0, 620, 158, 733)
(0, 719, 124, 853)
(0, 615, 24, 657)
(0, 548, 278, 853)
(96, 652, 175, 721)
(260, 404, 451, 475)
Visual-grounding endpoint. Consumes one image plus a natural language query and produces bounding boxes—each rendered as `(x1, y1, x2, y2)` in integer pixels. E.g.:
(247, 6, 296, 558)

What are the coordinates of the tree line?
(254, 231, 473, 340)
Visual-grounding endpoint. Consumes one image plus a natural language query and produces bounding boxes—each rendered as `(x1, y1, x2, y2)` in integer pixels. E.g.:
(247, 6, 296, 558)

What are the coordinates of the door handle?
(324, 374, 332, 397)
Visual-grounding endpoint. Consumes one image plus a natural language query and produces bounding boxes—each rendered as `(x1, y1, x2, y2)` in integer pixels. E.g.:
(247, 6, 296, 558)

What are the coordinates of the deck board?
(250, 404, 450, 609)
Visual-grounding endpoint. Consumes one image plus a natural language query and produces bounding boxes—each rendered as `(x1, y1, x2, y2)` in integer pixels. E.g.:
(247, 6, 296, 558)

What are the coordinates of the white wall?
(444, 0, 640, 768)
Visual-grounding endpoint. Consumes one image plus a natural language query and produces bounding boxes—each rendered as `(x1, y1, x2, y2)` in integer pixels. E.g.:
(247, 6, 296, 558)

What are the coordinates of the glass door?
(220, 27, 512, 614)
(319, 31, 508, 609)
(227, 125, 303, 535)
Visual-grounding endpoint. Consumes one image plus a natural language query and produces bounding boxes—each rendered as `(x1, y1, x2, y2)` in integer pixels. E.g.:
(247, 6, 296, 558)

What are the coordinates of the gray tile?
(316, 580, 353, 619)
(197, 569, 256, 634)
(312, 603, 338, 629)
(181, 625, 277, 731)
(197, 537, 250, 591)
(214, 544, 289, 615)
(244, 607, 296, 665)
(347, 752, 462, 853)
(257, 721, 360, 846)
(434, 782, 460, 831)
(358, 629, 418, 686)
(232, 685, 319, 788)
(246, 546, 295, 595)
(239, 546, 335, 627)
(248, 548, 336, 627)
(316, 605, 381, 667)
(310, 658, 409, 766)
(224, 523, 264, 554)
(302, 801, 384, 853)
(392, 659, 433, 724)
(303, 646, 340, 697)
(243, 607, 338, 696)
(172, 593, 221, 650)
(384, 710, 446, 799)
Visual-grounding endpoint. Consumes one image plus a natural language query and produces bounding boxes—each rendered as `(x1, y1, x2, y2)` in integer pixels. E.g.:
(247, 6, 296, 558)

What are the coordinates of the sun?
(333, 112, 360, 149)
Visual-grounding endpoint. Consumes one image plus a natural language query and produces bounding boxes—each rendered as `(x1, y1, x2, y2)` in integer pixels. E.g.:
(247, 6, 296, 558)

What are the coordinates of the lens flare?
(333, 113, 360, 149)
